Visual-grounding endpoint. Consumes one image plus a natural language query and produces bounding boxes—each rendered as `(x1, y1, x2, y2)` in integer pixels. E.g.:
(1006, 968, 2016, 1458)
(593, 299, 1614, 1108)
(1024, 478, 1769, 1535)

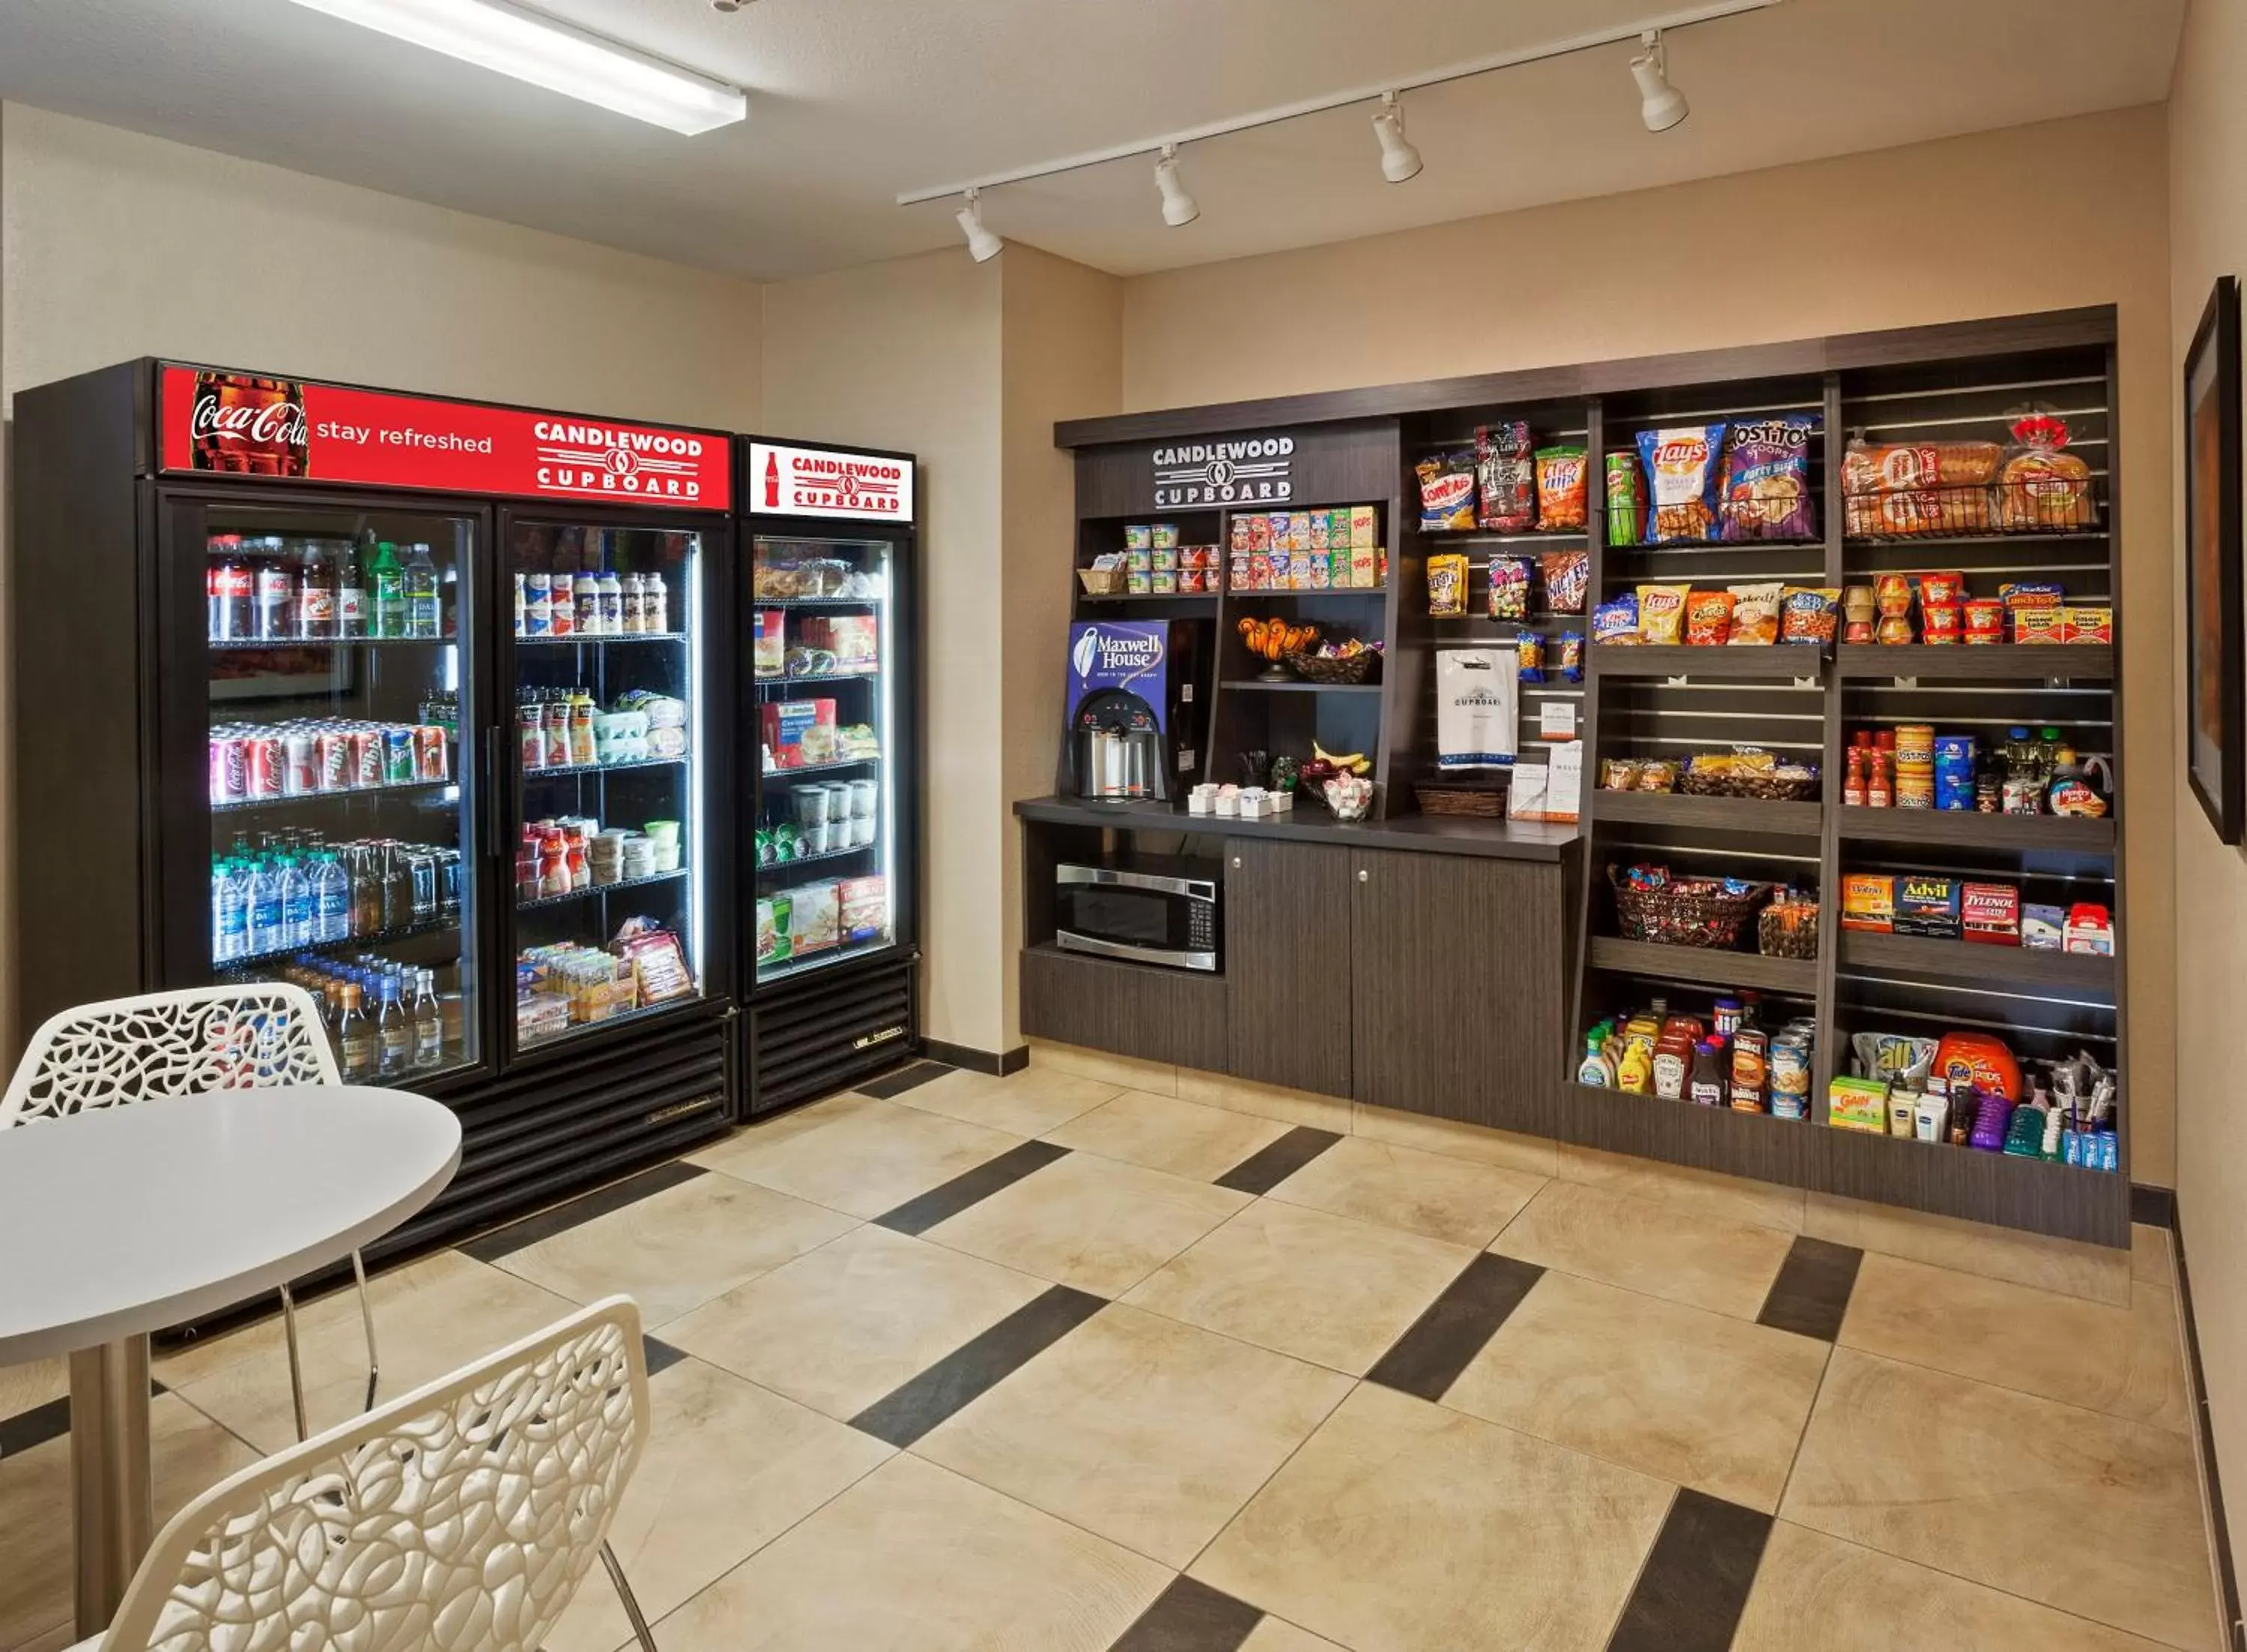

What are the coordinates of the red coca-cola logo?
(192, 392, 307, 449)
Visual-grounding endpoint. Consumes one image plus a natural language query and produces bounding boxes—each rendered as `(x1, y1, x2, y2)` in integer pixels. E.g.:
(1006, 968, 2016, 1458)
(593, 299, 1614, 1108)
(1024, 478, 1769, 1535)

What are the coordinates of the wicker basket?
(1076, 565, 1126, 597)
(1608, 866, 1771, 950)
(1416, 782, 1509, 817)
(1678, 768, 1820, 802)
(1286, 649, 1380, 685)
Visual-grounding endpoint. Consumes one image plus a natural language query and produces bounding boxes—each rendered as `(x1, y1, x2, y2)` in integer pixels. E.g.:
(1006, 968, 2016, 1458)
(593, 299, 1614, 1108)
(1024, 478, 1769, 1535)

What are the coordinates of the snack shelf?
(1420, 531, 1587, 545)
(1834, 810, 2114, 853)
(225, 912, 455, 970)
(751, 597, 884, 609)
(1606, 537, 1825, 553)
(1834, 644, 2113, 681)
(1822, 1120, 2123, 1187)
(207, 637, 449, 651)
(763, 753, 882, 777)
(757, 937, 898, 986)
(1592, 791, 1823, 837)
(518, 991, 700, 1051)
(1836, 928, 2115, 994)
(516, 631, 688, 646)
(517, 866, 689, 911)
(757, 839, 877, 875)
(756, 669, 880, 693)
(1225, 586, 1389, 601)
(1589, 646, 1827, 679)
(1220, 679, 1383, 694)
(1841, 526, 2108, 547)
(1586, 935, 1819, 995)
(523, 755, 690, 780)
(1078, 593, 1220, 607)
(213, 777, 454, 813)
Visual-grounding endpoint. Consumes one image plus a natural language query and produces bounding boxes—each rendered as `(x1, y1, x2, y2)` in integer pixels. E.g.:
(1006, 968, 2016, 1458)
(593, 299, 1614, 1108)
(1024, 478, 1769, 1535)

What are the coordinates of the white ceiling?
(0, 0, 2185, 283)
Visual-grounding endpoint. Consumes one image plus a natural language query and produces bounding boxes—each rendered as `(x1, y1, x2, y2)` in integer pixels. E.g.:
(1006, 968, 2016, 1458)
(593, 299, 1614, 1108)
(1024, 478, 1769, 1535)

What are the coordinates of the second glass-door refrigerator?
(739, 437, 921, 1111)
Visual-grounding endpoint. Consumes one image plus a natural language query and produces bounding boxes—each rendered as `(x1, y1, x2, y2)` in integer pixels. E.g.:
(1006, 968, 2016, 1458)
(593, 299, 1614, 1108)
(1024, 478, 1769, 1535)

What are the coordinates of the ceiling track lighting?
(278, 0, 747, 134)
(956, 187, 1004, 262)
(1372, 91, 1423, 184)
(902, 0, 1776, 243)
(1630, 30, 1690, 133)
(1154, 144, 1200, 228)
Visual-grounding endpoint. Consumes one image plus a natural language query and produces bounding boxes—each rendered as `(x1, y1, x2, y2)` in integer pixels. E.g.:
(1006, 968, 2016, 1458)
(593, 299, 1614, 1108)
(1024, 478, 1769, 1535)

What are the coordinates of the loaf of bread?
(1842, 440, 2002, 536)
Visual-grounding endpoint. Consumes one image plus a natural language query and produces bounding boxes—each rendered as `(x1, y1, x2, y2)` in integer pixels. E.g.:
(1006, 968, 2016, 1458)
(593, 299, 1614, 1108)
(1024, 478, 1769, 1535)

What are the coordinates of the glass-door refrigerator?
(10, 360, 738, 1255)
(739, 437, 921, 1111)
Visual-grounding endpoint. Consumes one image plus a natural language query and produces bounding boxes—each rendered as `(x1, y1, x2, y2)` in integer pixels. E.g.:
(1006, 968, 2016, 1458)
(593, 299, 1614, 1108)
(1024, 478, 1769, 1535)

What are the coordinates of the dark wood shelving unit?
(1837, 928, 2115, 993)
(1587, 936, 1819, 995)
(1834, 810, 2115, 852)
(1220, 678, 1383, 694)
(1589, 646, 1828, 678)
(1591, 791, 1823, 837)
(1834, 643, 2114, 680)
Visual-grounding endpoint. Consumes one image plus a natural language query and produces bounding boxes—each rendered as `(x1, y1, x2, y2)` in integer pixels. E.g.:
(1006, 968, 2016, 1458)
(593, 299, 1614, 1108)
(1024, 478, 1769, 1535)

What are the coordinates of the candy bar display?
(1840, 724, 2111, 816)
(1830, 1033, 2119, 1171)
(1579, 991, 1816, 1117)
(1228, 505, 1382, 591)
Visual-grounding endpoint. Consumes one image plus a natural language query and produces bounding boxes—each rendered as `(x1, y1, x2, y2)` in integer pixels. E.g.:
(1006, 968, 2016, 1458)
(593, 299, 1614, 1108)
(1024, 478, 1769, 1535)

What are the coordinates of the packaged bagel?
(1685, 589, 1735, 646)
(1637, 583, 1689, 644)
(1535, 445, 1590, 532)
(1719, 413, 1818, 541)
(1726, 582, 1783, 646)
(1997, 407, 2096, 529)
(1638, 425, 1727, 544)
(1475, 421, 1538, 532)
(1416, 450, 1478, 532)
(1777, 586, 1841, 646)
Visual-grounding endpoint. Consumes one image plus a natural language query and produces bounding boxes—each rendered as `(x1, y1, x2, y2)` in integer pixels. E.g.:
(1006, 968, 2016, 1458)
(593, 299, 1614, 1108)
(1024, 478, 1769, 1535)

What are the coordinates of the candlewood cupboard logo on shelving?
(1150, 433, 1294, 505)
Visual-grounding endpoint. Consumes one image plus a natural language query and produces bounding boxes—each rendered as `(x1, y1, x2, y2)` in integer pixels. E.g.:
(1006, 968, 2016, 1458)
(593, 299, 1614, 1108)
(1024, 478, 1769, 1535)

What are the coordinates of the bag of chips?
(1475, 421, 1537, 532)
(1540, 550, 1589, 615)
(1592, 596, 1640, 645)
(1778, 586, 1841, 646)
(1416, 451, 1478, 532)
(1605, 452, 1645, 546)
(1427, 554, 1470, 616)
(1637, 425, 1727, 544)
(1727, 582, 1783, 646)
(1685, 589, 1735, 646)
(1719, 414, 1819, 541)
(1558, 631, 1585, 683)
(1637, 583, 1689, 644)
(1517, 633, 1546, 683)
(1534, 446, 1589, 531)
(1487, 556, 1532, 621)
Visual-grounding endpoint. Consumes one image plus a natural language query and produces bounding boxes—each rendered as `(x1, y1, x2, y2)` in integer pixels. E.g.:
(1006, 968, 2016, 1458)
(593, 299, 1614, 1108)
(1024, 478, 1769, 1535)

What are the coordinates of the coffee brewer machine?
(1058, 619, 1209, 802)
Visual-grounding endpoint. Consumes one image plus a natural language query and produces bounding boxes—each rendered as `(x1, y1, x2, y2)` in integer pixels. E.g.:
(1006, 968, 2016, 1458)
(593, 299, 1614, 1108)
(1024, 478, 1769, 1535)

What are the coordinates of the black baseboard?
(2174, 1211, 2246, 1652)
(923, 1039, 1029, 1077)
(2134, 1182, 2179, 1229)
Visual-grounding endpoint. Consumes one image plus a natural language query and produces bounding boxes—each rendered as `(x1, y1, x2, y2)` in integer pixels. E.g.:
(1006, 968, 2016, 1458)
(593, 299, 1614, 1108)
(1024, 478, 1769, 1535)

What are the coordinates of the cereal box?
(1288, 552, 1312, 590)
(1308, 549, 1331, 589)
(1287, 512, 1311, 553)
(1308, 512, 1330, 551)
(1350, 543, 1378, 589)
(1247, 514, 1272, 552)
(1267, 513, 1291, 552)
(1229, 516, 1252, 553)
(1350, 505, 1378, 548)
(1247, 553, 1273, 590)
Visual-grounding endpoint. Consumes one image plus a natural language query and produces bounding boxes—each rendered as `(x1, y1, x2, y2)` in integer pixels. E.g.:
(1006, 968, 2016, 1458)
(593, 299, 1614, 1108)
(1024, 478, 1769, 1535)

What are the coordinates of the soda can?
(281, 728, 320, 796)
(314, 729, 352, 792)
(407, 851, 438, 920)
(209, 732, 248, 804)
(245, 732, 284, 799)
(437, 848, 462, 915)
(381, 727, 416, 786)
(351, 726, 383, 789)
(413, 725, 449, 783)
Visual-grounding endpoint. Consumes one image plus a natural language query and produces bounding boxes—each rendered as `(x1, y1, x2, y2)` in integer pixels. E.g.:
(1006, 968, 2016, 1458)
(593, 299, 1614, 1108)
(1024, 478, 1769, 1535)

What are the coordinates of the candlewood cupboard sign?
(1150, 433, 1295, 506)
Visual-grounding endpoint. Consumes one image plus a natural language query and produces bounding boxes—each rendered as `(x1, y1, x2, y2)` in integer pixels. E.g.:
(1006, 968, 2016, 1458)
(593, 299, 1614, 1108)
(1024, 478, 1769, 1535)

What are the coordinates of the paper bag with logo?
(1435, 649, 1518, 772)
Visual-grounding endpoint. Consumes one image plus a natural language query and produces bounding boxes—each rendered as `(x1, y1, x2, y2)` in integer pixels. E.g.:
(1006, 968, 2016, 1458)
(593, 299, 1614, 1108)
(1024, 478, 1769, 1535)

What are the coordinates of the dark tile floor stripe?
(1214, 1127, 1344, 1195)
(1756, 1236, 1864, 1343)
(850, 1285, 1106, 1448)
(1605, 1488, 1771, 1652)
(461, 1159, 706, 1263)
(643, 1336, 690, 1378)
(1365, 1252, 1545, 1401)
(1, 1376, 168, 1460)
(1107, 1575, 1265, 1652)
(857, 1059, 955, 1099)
(873, 1141, 1070, 1236)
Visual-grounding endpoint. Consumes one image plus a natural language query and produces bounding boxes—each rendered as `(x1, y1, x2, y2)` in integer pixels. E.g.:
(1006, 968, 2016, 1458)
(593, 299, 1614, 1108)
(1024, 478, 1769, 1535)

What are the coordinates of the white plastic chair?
(67, 1297, 655, 1652)
(1, 983, 383, 1439)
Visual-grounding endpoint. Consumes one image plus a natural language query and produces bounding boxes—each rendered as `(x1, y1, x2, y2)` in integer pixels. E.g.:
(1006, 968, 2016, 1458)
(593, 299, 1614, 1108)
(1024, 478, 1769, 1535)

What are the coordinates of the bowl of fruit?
(1238, 617, 1319, 681)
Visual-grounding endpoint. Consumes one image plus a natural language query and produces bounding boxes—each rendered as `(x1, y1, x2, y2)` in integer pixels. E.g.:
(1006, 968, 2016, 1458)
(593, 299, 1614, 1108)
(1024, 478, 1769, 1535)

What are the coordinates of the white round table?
(0, 1086, 461, 1636)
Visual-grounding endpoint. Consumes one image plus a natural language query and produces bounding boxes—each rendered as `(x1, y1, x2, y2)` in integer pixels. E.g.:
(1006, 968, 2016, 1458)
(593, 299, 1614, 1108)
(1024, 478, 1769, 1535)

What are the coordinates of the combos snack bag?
(1727, 582, 1783, 646)
(1720, 414, 1818, 541)
(1416, 451, 1478, 532)
(1541, 550, 1589, 615)
(1426, 554, 1470, 616)
(1605, 452, 1645, 545)
(1685, 589, 1735, 646)
(1534, 445, 1590, 532)
(1475, 422, 1537, 532)
(1637, 425, 1727, 544)
(1998, 407, 2096, 530)
(1637, 583, 1689, 644)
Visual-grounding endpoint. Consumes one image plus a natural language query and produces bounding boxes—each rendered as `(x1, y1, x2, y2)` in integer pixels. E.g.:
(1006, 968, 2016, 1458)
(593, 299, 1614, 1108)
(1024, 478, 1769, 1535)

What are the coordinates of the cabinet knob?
(1358, 868, 1369, 884)
(1231, 856, 1241, 869)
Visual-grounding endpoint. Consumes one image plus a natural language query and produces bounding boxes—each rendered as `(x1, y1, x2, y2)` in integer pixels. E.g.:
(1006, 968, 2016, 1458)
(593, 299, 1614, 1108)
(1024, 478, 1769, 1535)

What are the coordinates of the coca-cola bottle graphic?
(763, 450, 780, 508)
(190, 371, 309, 476)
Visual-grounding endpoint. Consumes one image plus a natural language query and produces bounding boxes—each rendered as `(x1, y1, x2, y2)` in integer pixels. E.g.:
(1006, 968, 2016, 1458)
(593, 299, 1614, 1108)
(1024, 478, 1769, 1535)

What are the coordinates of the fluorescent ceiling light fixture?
(1631, 31, 1690, 132)
(1372, 92, 1423, 183)
(1155, 144, 1199, 228)
(956, 188, 1004, 262)
(279, 0, 748, 135)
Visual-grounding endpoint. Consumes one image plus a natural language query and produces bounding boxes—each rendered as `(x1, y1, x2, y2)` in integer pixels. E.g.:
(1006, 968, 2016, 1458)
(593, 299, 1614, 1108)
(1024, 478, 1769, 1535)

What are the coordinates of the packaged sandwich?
(1637, 425, 1727, 544)
(1475, 421, 1538, 532)
(1719, 413, 1818, 541)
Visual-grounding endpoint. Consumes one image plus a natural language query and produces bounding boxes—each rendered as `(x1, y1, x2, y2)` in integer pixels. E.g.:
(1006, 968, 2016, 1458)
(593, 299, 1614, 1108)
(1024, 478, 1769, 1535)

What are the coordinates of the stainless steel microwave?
(1054, 859, 1219, 971)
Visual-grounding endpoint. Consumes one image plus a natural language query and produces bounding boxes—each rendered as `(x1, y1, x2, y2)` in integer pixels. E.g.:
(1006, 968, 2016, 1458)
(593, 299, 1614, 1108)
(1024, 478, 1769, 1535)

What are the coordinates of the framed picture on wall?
(2186, 274, 2243, 843)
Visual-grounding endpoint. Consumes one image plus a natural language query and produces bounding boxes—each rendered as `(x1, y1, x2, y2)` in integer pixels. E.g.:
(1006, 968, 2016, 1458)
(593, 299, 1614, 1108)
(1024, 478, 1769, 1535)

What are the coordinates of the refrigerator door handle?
(482, 731, 502, 861)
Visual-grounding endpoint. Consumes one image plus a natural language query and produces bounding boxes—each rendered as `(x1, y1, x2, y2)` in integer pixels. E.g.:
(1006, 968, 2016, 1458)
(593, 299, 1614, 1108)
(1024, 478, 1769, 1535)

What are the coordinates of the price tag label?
(1539, 701, 1577, 741)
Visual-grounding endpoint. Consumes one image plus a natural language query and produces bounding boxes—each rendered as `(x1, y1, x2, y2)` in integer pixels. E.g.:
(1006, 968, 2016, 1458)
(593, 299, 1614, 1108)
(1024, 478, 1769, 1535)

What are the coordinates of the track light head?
(1630, 30, 1689, 133)
(1154, 143, 1199, 228)
(955, 187, 1004, 262)
(1372, 91, 1423, 184)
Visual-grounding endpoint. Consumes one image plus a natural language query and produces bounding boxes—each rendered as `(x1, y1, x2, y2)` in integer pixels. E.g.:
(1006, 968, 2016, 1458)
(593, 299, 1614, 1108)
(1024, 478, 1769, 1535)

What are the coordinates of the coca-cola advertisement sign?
(159, 364, 732, 508)
(747, 440, 915, 522)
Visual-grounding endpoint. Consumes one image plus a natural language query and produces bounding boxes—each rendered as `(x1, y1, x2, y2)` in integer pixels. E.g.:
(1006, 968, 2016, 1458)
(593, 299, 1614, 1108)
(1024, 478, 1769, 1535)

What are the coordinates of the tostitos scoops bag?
(1720, 414, 1819, 541)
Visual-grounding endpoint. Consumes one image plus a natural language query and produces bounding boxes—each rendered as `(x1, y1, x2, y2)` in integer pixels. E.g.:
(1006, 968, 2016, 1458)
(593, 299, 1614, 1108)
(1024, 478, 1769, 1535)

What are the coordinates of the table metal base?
(69, 1335, 152, 1636)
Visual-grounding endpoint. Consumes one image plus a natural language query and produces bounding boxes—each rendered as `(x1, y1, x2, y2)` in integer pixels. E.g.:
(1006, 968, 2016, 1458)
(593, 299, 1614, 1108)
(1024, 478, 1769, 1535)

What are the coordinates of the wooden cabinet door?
(1350, 848, 1565, 1131)
(1225, 836, 1354, 1097)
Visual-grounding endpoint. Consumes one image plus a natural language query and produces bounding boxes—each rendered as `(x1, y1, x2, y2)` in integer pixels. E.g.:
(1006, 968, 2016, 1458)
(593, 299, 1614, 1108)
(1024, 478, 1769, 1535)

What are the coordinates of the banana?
(1314, 741, 1372, 776)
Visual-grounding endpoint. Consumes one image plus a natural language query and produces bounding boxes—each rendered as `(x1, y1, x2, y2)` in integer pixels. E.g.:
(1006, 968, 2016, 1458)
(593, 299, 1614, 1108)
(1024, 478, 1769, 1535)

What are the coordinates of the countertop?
(1014, 796, 1582, 862)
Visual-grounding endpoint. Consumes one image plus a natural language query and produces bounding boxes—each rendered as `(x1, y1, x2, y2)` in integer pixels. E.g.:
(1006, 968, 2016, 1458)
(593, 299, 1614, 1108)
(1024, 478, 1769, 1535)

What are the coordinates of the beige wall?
(2167, 0, 2247, 1595)
(761, 249, 1008, 1051)
(1118, 106, 2180, 1187)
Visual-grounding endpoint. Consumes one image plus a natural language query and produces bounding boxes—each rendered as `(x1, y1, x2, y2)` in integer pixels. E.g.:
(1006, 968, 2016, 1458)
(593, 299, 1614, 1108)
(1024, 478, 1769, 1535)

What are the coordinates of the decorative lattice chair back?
(104, 1297, 649, 1652)
(1, 983, 339, 1127)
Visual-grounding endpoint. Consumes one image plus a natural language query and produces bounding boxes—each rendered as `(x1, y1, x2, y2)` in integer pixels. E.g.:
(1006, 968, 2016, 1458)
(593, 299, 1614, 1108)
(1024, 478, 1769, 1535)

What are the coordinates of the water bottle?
(246, 856, 282, 958)
(411, 968, 444, 1068)
(211, 856, 247, 964)
(280, 853, 315, 948)
(312, 851, 352, 944)
(403, 542, 441, 640)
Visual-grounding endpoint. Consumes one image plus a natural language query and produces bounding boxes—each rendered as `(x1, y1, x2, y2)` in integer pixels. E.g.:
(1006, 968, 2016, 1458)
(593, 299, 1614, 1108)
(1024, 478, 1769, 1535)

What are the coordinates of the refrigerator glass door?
(509, 521, 706, 1049)
(203, 505, 479, 1082)
(751, 535, 897, 983)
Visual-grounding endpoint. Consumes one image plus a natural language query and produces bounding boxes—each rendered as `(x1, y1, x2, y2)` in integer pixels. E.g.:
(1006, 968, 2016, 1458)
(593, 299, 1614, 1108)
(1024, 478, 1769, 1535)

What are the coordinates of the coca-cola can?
(281, 729, 320, 796)
(314, 729, 352, 792)
(413, 725, 449, 783)
(351, 726, 383, 789)
(245, 732, 283, 799)
(209, 732, 247, 804)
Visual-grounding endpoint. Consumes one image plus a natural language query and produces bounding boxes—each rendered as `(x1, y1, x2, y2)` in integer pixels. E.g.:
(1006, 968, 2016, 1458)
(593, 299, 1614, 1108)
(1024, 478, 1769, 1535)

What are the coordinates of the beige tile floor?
(0, 1060, 2226, 1652)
